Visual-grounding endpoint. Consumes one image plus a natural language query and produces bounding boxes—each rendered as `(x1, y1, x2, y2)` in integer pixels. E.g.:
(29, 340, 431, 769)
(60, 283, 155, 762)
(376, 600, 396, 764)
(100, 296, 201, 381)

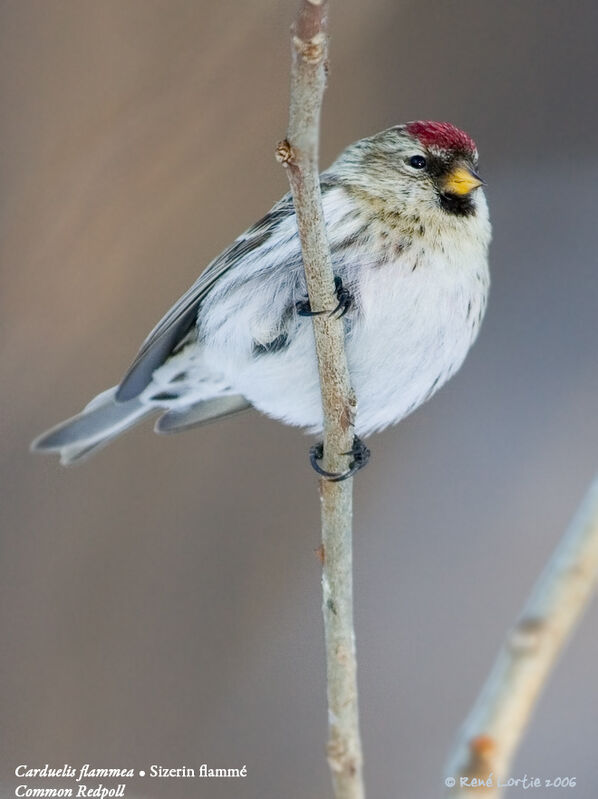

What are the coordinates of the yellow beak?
(442, 165, 484, 196)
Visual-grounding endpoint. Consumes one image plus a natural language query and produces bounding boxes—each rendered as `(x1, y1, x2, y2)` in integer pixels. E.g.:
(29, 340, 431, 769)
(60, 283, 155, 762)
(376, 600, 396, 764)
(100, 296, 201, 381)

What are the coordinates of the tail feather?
(155, 395, 251, 435)
(32, 388, 252, 464)
(31, 387, 155, 466)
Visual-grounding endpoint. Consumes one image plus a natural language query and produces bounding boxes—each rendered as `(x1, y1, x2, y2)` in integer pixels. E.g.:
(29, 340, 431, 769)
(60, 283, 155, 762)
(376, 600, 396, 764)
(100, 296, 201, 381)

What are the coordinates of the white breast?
(346, 226, 489, 434)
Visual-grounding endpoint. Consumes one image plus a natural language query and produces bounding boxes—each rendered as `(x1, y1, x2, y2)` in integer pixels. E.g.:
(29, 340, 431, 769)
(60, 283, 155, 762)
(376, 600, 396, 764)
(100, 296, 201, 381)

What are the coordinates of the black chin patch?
(438, 191, 476, 217)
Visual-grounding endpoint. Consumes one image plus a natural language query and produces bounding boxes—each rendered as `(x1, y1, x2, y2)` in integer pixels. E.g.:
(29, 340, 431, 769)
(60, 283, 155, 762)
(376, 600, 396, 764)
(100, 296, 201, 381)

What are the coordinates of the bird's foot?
(330, 276, 353, 318)
(309, 435, 371, 482)
(296, 276, 353, 319)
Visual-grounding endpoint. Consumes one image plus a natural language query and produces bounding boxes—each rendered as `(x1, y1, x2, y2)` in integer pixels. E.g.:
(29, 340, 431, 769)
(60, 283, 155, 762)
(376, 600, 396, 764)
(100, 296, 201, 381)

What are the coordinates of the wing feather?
(115, 201, 291, 402)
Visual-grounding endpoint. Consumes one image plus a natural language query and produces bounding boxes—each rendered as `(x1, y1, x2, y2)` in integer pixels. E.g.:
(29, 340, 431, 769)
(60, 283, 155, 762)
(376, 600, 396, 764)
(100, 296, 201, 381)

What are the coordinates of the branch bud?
(293, 32, 327, 65)
(275, 139, 297, 166)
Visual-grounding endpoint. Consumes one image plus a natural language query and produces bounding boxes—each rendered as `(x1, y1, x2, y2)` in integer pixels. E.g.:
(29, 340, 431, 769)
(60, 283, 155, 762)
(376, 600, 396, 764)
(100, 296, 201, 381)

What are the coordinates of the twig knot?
(275, 138, 296, 166)
(293, 32, 327, 65)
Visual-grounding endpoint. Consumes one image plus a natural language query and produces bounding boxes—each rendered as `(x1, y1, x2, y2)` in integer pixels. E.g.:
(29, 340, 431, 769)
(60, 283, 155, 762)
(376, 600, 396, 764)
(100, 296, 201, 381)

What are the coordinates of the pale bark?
(276, 2, 365, 797)
(445, 476, 598, 796)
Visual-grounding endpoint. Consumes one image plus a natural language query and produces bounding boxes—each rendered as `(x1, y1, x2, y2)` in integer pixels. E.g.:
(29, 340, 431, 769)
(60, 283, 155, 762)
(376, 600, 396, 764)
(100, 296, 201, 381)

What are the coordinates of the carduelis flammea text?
(15, 767, 133, 783)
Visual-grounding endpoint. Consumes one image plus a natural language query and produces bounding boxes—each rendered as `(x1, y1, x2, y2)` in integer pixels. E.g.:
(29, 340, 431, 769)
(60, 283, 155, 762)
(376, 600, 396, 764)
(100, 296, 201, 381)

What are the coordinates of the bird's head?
(333, 121, 486, 224)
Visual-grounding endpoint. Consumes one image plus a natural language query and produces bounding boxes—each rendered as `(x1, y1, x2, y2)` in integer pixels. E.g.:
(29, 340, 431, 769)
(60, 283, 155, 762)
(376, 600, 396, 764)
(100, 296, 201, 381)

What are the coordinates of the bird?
(32, 120, 491, 474)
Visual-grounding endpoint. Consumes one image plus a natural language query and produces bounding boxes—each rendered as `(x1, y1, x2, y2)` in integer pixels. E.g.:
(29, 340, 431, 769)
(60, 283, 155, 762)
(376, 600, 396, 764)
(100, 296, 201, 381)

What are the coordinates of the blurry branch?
(276, 1, 364, 797)
(444, 475, 598, 797)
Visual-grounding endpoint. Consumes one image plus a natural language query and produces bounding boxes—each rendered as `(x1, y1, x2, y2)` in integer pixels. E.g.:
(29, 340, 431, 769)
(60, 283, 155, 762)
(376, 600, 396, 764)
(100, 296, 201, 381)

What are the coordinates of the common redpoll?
(33, 121, 491, 469)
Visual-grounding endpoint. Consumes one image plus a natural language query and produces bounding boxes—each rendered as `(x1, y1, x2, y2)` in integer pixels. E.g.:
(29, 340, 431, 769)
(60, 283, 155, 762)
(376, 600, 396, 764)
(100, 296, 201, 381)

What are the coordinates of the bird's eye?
(408, 155, 427, 169)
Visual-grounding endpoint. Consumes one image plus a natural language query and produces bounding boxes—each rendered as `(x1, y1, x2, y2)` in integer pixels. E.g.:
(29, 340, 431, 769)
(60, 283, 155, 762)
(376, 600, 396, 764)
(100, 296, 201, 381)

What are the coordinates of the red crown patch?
(405, 121, 477, 153)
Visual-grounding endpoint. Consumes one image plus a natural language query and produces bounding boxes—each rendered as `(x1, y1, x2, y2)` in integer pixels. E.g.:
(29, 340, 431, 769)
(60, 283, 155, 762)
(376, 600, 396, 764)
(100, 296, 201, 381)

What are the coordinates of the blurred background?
(2, 1, 598, 797)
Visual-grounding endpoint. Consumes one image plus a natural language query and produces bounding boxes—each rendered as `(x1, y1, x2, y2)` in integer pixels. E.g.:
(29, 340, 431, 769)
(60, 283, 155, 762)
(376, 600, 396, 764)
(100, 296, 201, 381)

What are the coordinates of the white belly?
(346, 244, 489, 433)
(207, 239, 489, 436)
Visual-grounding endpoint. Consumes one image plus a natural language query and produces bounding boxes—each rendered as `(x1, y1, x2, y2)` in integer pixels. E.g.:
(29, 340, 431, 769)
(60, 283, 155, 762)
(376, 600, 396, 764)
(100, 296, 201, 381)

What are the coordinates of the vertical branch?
(276, 2, 364, 797)
(444, 476, 598, 796)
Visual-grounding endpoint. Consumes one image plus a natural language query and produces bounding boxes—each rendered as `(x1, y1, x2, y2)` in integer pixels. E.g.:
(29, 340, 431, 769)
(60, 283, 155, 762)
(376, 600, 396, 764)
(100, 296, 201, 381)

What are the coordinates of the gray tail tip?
(30, 430, 75, 465)
(30, 428, 110, 466)
(30, 420, 84, 453)
(30, 430, 60, 453)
